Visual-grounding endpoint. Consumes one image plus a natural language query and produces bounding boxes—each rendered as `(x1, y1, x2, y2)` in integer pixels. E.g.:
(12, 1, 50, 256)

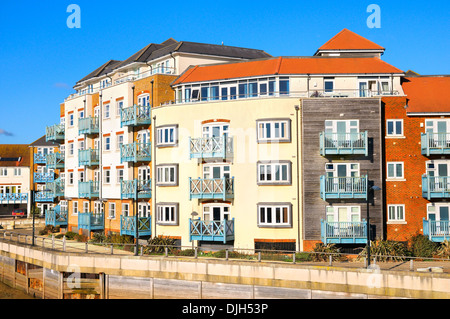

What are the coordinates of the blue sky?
(0, 0, 448, 144)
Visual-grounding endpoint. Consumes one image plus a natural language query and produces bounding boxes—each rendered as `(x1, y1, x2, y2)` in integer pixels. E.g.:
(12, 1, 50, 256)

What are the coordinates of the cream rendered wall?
(152, 97, 302, 249)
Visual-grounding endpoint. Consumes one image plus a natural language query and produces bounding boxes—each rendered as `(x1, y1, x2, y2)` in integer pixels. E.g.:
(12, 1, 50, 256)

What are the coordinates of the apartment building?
(384, 75, 450, 243)
(0, 145, 31, 216)
(45, 38, 271, 237)
(157, 29, 405, 250)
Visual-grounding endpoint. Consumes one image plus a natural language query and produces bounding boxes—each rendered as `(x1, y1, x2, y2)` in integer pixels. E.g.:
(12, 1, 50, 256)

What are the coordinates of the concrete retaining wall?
(0, 241, 449, 299)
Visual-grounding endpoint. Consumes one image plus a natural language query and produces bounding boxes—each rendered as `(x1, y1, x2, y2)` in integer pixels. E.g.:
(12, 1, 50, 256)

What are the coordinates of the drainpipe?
(99, 91, 103, 234)
(150, 80, 155, 238)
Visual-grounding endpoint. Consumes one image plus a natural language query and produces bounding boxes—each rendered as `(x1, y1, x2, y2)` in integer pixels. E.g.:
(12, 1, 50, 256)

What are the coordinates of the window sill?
(386, 178, 406, 182)
(387, 221, 407, 224)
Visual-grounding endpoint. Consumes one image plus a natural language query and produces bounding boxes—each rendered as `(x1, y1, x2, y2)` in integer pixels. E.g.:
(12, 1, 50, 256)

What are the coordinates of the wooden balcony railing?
(189, 177, 234, 201)
(189, 136, 233, 159)
(189, 218, 235, 243)
(120, 105, 152, 127)
(120, 216, 151, 237)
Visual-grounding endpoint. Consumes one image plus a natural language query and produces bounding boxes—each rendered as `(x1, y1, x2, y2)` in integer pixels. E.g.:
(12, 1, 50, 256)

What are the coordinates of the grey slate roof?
(29, 135, 59, 147)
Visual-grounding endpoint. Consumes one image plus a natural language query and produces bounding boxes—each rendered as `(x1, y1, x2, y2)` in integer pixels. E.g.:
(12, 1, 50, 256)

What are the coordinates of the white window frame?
(257, 161, 291, 185)
(156, 125, 178, 147)
(104, 169, 111, 184)
(387, 204, 405, 223)
(68, 172, 74, 185)
(257, 203, 292, 228)
(256, 119, 291, 143)
(72, 201, 78, 215)
(326, 206, 361, 223)
(116, 168, 124, 184)
(138, 202, 150, 218)
(122, 203, 130, 217)
(156, 203, 179, 225)
(116, 134, 124, 150)
(387, 162, 404, 180)
(386, 119, 404, 137)
(104, 104, 110, 119)
(156, 164, 178, 186)
(108, 202, 116, 219)
(104, 136, 111, 151)
(116, 100, 124, 117)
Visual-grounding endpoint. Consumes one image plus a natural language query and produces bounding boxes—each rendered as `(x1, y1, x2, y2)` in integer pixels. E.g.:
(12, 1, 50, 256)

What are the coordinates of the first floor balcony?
(79, 149, 100, 167)
(46, 178, 65, 197)
(423, 218, 450, 242)
(78, 212, 104, 233)
(46, 152, 65, 170)
(421, 132, 450, 156)
(319, 132, 368, 156)
(320, 175, 368, 200)
(78, 181, 100, 199)
(120, 142, 151, 163)
(46, 123, 65, 142)
(34, 172, 55, 183)
(189, 218, 235, 243)
(35, 191, 55, 203)
(189, 177, 235, 201)
(189, 136, 234, 159)
(120, 105, 151, 127)
(120, 179, 152, 199)
(0, 193, 28, 204)
(422, 175, 450, 199)
(34, 153, 47, 165)
(120, 215, 151, 237)
(78, 116, 99, 135)
(45, 206, 68, 227)
(321, 219, 368, 244)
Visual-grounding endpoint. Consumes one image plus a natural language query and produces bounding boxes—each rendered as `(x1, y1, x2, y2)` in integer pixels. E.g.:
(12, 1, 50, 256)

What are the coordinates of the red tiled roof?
(173, 57, 403, 85)
(317, 28, 385, 51)
(404, 76, 450, 114)
(0, 145, 31, 167)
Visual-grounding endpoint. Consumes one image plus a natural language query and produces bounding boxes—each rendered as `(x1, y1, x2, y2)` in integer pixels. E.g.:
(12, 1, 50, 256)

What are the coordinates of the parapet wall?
(0, 241, 449, 299)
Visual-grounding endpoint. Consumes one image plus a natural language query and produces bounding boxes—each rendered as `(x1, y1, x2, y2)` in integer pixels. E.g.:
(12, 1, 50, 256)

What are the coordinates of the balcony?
(46, 153, 65, 170)
(319, 132, 368, 156)
(120, 142, 151, 163)
(421, 132, 450, 156)
(79, 117, 99, 135)
(34, 153, 47, 164)
(189, 218, 235, 243)
(423, 218, 450, 242)
(35, 191, 55, 203)
(189, 177, 235, 201)
(321, 220, 368, 244)
(79, 149, 100, 167)
(0, 193, 28, 204)
(120, 105, 152, 127)
(46, 123, 65, 142)
(78, 212, 104, 233)
(45, 206, 68, 227)
(46, 178, 65, 197)
(120, 216, 151, 237)
(120, 179, 152, 199)
(78, 181, 100, 199)
(422, 175, 450, 199)
(190, 136, 234, 159)
(320, 176, 368, 200)
(34, 172, 55, 183)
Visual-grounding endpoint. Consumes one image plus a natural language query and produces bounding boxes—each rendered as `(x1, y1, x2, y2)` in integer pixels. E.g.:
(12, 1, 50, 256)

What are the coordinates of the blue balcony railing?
(120, 105, 151, 127)
(78, 117, 99, 135)
(189, 177, 235, 201)
(423, 218, 450, 242)
(0, 193, 28, 203)
(422, 175, 450, 200)
(189, 218, 235, 243)
(321, 219, 368, 244)
(78, 181, 100, 199)
(189, 136, 234, 159)
(120, 143, 151, 163)
(46, 178, 65, 197)
(35, 191, 55, 203)
(34, 172, 55, 183)
(46, 123, 65, 142)
(45, 206, 68, 227)
(120, 216, 151, 237)
(421, 132, 450, 156)
(120, 179, 152, 199)
(34, 153, 47, 164)
(79, 149, 100, 167)
(46, 152, 65, 170)
(320, 175, 368, 200)
(78, 212, 104, 233)
(319, 132, 368, 156)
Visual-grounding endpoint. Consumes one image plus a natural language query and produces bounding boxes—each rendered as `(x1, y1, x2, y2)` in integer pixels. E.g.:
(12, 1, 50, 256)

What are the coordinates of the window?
(0, 168, 7, 176)
(138, 202, 150, 217)
(78, 139, 85, 151)
(156, 125, 178, 147)
(279, 77, 290, 95)
(116, 168, 124, 184)
(258, 203, 292, 227)
(68, 172, 74, 185)
(387, 162, 404, 179)
(156, 203, 178, 225)
(324, 78, 334, 93)
(104, 169, 111, 184)
(387, 119, 403, 137)
(108, 203, 116, 219)
(138, 94, 150, 107)
(116, 134, 124, 150)
(14, 168, 21, 176)
(326, 206, 361, 223)
(257, 161, 291, 185)
(388, 205, 405, 222)
(72, 201, 78, 215)
(325, 120, 359, 134)
(83, 202, 89, 213)
(78, 170, 85, 183)
(156, 164, 178, 186)
(104, 104, 110, 119)
(122, 203, 130, 217)
(116, 100, 124, 117)
(257, 119, 291, 143)
(69, 143, 74, 156)
(104, 136, 111, 151)
(69, 114, 74, 127)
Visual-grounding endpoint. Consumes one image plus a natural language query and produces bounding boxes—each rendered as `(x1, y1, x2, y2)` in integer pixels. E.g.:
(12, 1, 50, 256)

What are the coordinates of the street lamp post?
(366, 171, 381, 268)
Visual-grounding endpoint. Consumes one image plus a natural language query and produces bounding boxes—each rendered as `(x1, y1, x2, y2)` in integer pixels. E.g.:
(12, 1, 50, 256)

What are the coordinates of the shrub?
(143, 236, 177, 254)
(409, 234, 439, 258)
(358, 240, 408, 262)
(311, 243, 346, 262)
(64, 231, 78, 240)
(38, 225, 59, 235)
(436, 240, 450, 259)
